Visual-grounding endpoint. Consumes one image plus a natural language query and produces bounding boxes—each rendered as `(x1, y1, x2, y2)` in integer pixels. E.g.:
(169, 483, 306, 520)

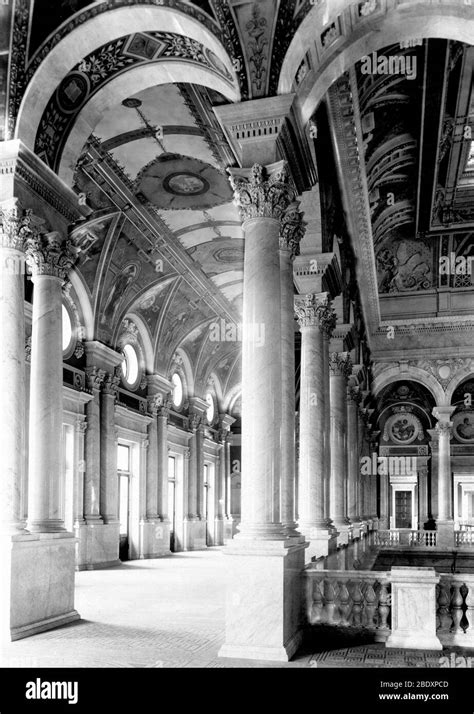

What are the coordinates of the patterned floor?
(1, 550, 472, 669)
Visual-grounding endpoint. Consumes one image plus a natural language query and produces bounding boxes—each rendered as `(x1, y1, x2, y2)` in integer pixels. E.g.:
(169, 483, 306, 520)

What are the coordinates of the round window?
(172, 372, 184, 408)
(62, 304, 73, 353)
(205, 392, 215, 424)
(121, 344, 139, 387)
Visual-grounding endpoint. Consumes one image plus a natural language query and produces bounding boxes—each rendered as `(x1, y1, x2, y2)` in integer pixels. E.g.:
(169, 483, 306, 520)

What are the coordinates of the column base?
(184, 517, 207, 551)
(218, 537, 308, 662)
(139, 520, 171, 558)
(333, 522, 352, 546)
(386, 632, 442, 651)
(1, 532, 79, 644)
(224, 517, 234, 543)
(301, 526, 338, 562)
(436, 520, 455, 548)
(214, 517, 225, 546)
(75, 522, 121, 570)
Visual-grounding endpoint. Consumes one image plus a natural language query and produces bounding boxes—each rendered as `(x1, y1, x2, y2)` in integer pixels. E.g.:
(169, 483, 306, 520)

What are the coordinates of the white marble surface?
(219, 539, 306, 661)
(7, 533, 79, 641)
(76, 523, 120, 570)
(386, 567, 442, 651)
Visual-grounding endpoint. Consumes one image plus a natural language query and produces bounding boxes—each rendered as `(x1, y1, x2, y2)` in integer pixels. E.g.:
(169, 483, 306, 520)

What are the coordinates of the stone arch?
(15, 5, 240, 184)
(446, 368, 474, 404)
(372, 366, 445, 406)
(223, 383, 241, 415)
(279, 2, 474, 126)
(67, 268, 94, 341)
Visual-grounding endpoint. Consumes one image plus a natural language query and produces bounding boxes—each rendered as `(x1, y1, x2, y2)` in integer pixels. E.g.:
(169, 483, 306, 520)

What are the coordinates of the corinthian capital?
(229, 162, 296, 223)
(0, 200, 37, 251)
(294, 292, 336, 335)
(85, 366, 106, 391)
(329, 351, 352, 379)
(279, 202, 306, 258)
(25, 231, 76, 279)
(103, 370, 121, 397)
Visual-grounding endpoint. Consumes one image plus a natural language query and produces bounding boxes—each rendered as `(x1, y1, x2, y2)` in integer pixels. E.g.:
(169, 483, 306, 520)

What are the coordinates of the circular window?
(206, 392, 215, 424)
(62, 304, 73, 353)
(121, 344, 139, 388)
(172, 373, 184, 409)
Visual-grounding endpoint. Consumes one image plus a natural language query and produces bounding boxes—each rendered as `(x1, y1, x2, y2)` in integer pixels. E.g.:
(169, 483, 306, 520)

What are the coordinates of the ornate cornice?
(329, 351, 352, 379)
(279, 201, 306, 258)
(229, 162, 296, 223)
(25, 231, 76, 279)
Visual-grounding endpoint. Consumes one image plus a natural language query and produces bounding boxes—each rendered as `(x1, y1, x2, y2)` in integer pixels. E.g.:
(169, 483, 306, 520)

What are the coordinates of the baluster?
(450, 582, 464, 636)
(338, 581, 352, 627)
(364, 580, 377, 629)
(463, 582, 474, 641)
(351, 580, 364, 627)
(310, 578, 324, 625)
(437, 581, 452, 633)
(460, 583, 469, 634)
(377, 581, 390, 631)
(323, 578, 337, 625)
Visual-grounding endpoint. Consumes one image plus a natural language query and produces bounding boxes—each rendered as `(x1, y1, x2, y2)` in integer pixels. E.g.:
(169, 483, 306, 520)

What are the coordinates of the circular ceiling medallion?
(122, 97, 142, 108)
(164, 172, 209, 196)
(135, 154, 233, 210)
(213, 247, 243, 263)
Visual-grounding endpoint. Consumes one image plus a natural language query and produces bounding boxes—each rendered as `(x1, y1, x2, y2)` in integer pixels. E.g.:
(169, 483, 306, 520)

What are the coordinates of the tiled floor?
(1, 549, 472, 668)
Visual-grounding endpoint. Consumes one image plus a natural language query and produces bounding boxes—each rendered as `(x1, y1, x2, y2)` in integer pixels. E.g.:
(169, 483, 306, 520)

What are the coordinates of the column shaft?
(346, 388, 360, 523)
(157, 413, 169, 521)
(100, 377, 119, 523)
(146, 415, 159, 520)
(84, 372, 104, 523)
(329, 352, 351, 539)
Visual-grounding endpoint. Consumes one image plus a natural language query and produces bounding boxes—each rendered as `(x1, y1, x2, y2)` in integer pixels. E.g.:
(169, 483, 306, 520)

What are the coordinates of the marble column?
(100, 371, 120, 527)
(379, 452, 390, 530)
(146, 396, 160, 522)
(432, 407, 455, 546)
(217, 415, 235, 546)
(25, 231, 75, 532)
(74, 418, 87, 532)
(185, 412, 202, 550)
(295, 292, 337, 560)
(0, 201, 29, 535)
(418, 462, 429, 528)
(347, 385, 361, 525)
(157, 398, 172, 554)
(329, 352, 352, 544)
(10, 228, 80, 639)
(219, 162, 307, 663)
(427, 428, 439, 522)
(279, 204, 304, 537)
(322, 331, 332, 525)
(224, 437, 233, 540)
(83, 367, 105, 524)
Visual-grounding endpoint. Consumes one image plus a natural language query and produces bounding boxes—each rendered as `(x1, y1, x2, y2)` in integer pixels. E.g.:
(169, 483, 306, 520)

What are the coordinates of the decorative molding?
(229, 162, 296, 223)
(0, 200, 38, 252)
(25, 231, 76, 279)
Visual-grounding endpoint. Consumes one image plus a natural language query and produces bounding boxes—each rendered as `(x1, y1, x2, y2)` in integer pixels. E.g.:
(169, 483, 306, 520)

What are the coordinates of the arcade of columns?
(0, 98, 460, 659)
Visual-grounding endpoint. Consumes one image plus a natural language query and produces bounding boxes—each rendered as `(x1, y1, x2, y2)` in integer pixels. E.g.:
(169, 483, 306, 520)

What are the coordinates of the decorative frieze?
(25, 231, 76, 279)
(229, 162, 296, 223)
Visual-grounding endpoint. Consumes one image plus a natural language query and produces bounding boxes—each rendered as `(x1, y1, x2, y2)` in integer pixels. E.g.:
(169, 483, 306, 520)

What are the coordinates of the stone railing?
(455, 530, 474, 547)
(304, 568, 391, 641)
(373, 529, 437, 547)
(437, 574, 474, 647)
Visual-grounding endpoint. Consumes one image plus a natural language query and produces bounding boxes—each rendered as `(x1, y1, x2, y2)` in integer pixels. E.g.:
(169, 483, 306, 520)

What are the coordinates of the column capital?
(347, 385, 362, 404)
(329, 351, 352, 379)
(102, 370, 121, 398)
(148, 393, 172, 419)
(25, 230, 76, 279)
(0, 199, 38, 251)
(85, 365, 106, 392)
(229, 161, 296, 224)
(294, 292, 336, 334)
(279, 202, 306, 259)
(435, 421, 453, 436)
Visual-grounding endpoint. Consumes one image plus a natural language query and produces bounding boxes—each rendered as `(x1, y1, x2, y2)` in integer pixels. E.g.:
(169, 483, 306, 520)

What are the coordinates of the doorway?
(395, 490, 412, 529)
(118, 443, 131, 561)
(168, 455, 176, 552)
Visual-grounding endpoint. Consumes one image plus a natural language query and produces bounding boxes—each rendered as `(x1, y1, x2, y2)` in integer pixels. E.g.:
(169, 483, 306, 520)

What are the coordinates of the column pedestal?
(218, 539, 307, 661)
